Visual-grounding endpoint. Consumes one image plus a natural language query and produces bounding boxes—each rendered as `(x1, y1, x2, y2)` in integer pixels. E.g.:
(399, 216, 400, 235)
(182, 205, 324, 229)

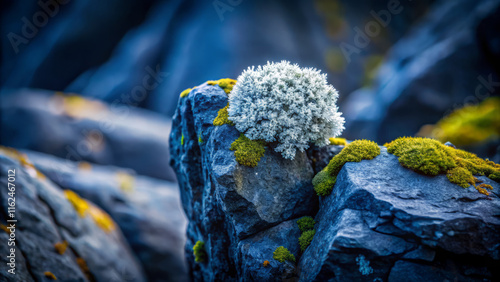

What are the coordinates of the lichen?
(273, 246, 295, 263)
(313, 140, 380, 196)
(299, 229, 316, 252)
(77, 258, 92, 281)
(420, 97, 500, 146)
(213, 103, 234, 126)
(180, 88, 192, 98)
(193, 241, 206, 263)
(329, 137, 347, 146)
(230, 134, 266, 167)
(297, 216, 315, 233)
(54, 240, 69, 255)
(263, 260, 270, 267)
(64, 190, 116, 232)
(386, 137, 500, 193)
(207, 78, 236, 94)
(44, 271, 57, 280)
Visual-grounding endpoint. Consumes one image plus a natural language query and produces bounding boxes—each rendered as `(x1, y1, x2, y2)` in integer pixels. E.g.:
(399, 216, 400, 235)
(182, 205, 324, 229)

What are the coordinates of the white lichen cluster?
(228, 61, 345, 159)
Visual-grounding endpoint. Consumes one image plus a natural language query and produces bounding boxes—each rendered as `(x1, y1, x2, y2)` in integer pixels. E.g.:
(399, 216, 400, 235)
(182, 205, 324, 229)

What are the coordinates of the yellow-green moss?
(386, 137, 500, 194)
(64, 190, 116, 232)
(198, 134, 203, 144)
(329, 137, 347, 146)
(193, 241, 206, 263)
(181, 134, 185, 146)
(180, 88, 192, 98)
(313, 140, 380, 196)
(420, 97, 500, 146)
(207, 78, 237, 94)
(297, 216, 315, 233)
(213, 103, 234, 126)
(299, 229, 316, 252)
(230, 134, 266, 167)
(273, 246, 295, 263)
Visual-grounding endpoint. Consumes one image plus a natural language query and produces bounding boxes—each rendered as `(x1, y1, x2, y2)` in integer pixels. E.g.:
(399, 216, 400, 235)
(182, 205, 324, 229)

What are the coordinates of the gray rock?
(0, 150, 146, 281)
(23, 150, 188, 282)
(0, 88, 176, 181)
(170, 83, 318, 280)
(299, 148, 500, 281)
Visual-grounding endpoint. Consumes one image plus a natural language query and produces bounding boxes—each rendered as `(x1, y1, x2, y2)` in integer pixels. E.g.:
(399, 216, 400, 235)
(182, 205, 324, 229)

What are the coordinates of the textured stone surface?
(170, 83, 318, 280)
(299, 148, 500, 281)
(0, 152, 145, 282)
(24, 150, 188, 282)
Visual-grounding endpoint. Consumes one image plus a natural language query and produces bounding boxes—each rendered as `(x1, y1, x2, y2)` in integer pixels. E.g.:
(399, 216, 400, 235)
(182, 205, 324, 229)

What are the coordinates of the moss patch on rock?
(273, 246, 295, 263)
(193, 241, 206, 263)
(299, 229, 316, 252)
(207, 78, 237, 94)
(230, 134, 266, 167)
(386, 137, 500, 195)
(297, 216, 315, 233)
(313, 140, 380, 196)
(213, 103, 234, 126)
(329, 137, 347, 146)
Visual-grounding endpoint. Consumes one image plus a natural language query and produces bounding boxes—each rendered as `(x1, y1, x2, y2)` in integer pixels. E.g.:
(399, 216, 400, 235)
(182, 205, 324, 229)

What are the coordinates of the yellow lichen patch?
(88, 205, 116, 233)
(230, 134, 266, 167)
(116, 172, 134, 193)
(213, 103, 234, 126)
(207, 78, 237, 94)
(180, 87, 193, 98)
(477, 183, 493, 196)
(76, 258, 92, 281)
(52, 92, 107, 119)
(0, 146, 46, 179)
(44, 271, 57, 280)
(0, 224, 11, 234)
(193, 241, 206, 263)
(329, 137, 347, 146)
(263, 260, 270, 267)
(78, 161, 92, 171)
(386, 137, 500, 193)
(418, 97, 500, 146)
(54, 240, 69, 255)
(64, 190, 90, 217)
(313, 140, 380, 196)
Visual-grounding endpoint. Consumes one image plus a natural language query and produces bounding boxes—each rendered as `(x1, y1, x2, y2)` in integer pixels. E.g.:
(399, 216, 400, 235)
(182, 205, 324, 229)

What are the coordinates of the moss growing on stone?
(213, 103, 234, 126)
(230, 134, 266, 167)
(329, 137, 347, 146)
(180, 88, 192, 98)
(273, 246, 295, 263)
(313, 140, 380, 196)
(489, 171, 500, 182)
(181, 134, 185, 146)
(64, 190, 116, 232)
(54, 240, 69, 255)
(299, 229, 316, 252)
(44, 271, 57, 280)
(193, 241, 206, 263)
(207, 78, 237, 94)
(198, 134, 203, 144)
(386, 137, 500, 194)
(297, 216, 315, 233)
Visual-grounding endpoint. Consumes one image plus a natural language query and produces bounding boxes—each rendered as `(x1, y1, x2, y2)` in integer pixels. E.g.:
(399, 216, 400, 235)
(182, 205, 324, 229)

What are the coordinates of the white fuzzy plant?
(228, 61, 345, 160)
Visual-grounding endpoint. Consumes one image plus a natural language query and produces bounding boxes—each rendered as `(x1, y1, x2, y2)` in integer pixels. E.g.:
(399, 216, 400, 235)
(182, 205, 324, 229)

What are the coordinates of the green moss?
(230, 134, 266, 167)
(198, 134, 203, 144)
(207, 78, 237, 95)
(313, 140, 380, 196)
(180, 88, 192, 98)
(489, 171, 500, 182)
(213, 103, 234, 126)
(299, 229, 316, 252)
(386, 137, 500, 192)
(421, 97, 500, 146)
(297, 216, 315, 233)
(273, 246, 295, 263)
(193, 241, 206, 263)
(181, 134, 185, 146)
(329, 137, 347, 146)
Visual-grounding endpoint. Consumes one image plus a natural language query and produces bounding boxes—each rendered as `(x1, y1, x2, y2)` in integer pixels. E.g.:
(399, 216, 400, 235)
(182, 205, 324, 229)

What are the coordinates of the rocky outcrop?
(24, 150, 188, 282)
(0, 149, 145, 281)
(0, 89, 176, 181)
(170, 84, 500, 281)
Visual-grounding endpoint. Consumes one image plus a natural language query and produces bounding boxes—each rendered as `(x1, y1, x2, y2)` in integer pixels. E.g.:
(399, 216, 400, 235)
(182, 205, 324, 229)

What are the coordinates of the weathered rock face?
(23, 150, 188, 282)
(171, 84, 500, 281)
(0, 151, 145, 282)
(300, 148, 500, 281)
(170, 83, 318, 280)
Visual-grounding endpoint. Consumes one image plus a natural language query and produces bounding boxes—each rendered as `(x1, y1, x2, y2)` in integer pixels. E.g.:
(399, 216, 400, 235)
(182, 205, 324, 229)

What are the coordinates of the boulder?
(0, 148, 145, 281)
(0, 89, 176, 181)
(23, 150, 188, 282)
(170, 83, 318, 280)
(299, 148, 500, 281)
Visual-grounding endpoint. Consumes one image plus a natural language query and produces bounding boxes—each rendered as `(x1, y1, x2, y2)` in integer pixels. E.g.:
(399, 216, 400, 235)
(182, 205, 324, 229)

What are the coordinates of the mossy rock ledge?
(170, 83, 500, 281)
